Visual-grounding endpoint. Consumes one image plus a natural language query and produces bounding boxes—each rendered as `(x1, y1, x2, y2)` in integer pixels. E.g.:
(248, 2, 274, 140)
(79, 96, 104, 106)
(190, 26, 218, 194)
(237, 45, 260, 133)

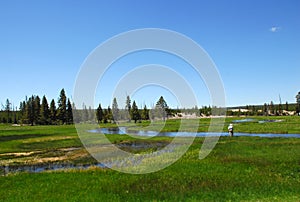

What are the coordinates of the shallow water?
(89, 127, 300, 138)
(232, 118, 256, 123)
(3, 128, 299, 175)
(0, 163, 105, 175)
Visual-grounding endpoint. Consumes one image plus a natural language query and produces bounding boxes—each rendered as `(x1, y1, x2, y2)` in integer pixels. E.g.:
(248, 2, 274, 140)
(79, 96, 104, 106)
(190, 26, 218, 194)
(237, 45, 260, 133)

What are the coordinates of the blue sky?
(0, 0, 299, 108)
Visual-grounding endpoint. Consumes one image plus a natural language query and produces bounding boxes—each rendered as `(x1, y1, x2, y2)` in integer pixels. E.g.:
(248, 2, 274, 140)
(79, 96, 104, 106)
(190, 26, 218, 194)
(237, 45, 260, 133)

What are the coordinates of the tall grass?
(1, 136, 300, 201)
(0, 119, 300, 201)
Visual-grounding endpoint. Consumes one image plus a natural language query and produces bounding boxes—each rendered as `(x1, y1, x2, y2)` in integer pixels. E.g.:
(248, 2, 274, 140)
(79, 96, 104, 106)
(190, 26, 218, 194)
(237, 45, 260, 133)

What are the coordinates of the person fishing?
(228, 123, 234, 137)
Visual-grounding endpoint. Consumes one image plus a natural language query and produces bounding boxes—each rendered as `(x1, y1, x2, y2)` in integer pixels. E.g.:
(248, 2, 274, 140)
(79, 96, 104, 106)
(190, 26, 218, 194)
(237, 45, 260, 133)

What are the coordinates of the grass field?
(1, 116, 300, 201)
(102, 115, 300, 134)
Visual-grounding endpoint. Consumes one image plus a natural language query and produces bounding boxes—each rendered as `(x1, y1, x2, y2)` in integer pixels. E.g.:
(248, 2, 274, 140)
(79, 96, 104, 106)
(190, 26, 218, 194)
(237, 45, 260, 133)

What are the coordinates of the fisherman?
(228, 123, 234, 137)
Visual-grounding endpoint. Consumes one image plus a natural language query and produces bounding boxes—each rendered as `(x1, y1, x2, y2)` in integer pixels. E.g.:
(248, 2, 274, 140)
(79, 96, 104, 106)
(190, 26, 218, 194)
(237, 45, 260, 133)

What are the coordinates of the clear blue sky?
(1, 0, 299, 108)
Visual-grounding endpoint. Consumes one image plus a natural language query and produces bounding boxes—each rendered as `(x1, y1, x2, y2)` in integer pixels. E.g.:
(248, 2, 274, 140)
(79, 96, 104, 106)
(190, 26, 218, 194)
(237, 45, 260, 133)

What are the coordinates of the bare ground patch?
(0, 147, 91, 166)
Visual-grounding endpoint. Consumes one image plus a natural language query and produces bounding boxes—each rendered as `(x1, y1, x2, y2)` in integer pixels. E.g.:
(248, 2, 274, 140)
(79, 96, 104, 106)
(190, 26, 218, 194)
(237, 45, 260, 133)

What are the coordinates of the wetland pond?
(3, 127, 300, 175)
(90, 127, 300, 138)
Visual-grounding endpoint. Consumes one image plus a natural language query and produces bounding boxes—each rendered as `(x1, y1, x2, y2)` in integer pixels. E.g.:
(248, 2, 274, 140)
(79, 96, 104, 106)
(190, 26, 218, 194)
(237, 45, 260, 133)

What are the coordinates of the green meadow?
(0, 116, 300, 201)
(107, 115, 300, 134)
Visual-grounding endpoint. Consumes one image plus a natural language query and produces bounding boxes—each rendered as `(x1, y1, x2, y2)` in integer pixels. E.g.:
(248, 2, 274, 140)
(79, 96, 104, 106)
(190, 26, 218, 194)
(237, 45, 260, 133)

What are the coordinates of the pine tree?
(107, 106, 112, 122)
(278, 103, 282, 115)
(27, 96, 35, 126)
(251, 105, 256, 116)
(40, 96, 50, 125)
(72, 102, 81, 123)
(5, 99, 11, 123)
(296, 92, 300, 115)
(142, 105, 149, 120)
(19, 101, 26, 124)
(103, 109, 108, 123)
(125, 95, 131, 122)
(270, 101, 275, 115)
(49, 99, 57, 125)
(13, 106, 17, 124)
(263, 103, 268, 116)
(131, 101, 140, 123)
(57, 88, 67, 124)
(155, 96, 169, 121)
(96, 104, 103, 123)
(34, 96, 41, 124)
(207, 106, 212, 116)
(296, 92, 300, 104)
(66, 98, 73, 124)
(112, 98, 119, 123)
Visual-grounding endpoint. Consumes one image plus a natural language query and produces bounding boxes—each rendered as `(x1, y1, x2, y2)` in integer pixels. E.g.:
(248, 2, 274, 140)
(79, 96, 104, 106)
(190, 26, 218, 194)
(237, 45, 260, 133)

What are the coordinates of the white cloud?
(269, 26, 281, 32)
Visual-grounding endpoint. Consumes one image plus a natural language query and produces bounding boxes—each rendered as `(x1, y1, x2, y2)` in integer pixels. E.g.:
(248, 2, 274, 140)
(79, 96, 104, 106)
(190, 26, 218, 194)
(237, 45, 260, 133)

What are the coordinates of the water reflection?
(90, 127, 300, 138)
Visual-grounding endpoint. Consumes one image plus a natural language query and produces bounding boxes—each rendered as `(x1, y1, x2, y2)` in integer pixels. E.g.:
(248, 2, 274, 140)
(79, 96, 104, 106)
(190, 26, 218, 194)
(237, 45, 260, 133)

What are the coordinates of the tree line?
(1, 90, 299, 125)
(94, 96, 171, 124)
(0, 89, 73, 125)
(0, 90, 171, 125)
(226, 101, 300, 117)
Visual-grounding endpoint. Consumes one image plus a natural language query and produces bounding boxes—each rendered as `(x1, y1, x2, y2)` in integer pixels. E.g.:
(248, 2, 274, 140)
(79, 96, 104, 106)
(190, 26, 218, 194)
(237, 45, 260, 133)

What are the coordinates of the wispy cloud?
(269, 26, 281, 32)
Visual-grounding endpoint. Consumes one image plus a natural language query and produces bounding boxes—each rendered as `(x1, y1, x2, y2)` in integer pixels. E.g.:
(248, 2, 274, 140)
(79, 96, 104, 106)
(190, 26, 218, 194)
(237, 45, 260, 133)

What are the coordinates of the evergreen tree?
(5, 99, 11, 123)
(34, 96, 41, 124)
(19, 101, 26, 124)
(263, 103, 268, 116)
(149, 105, 155, 120)
(296, 92, 300, 104)
(142, 105, 149, 120)
(270, 101, 275, 115)
(13, 106, 17, 124)
(125, 95, 131, 122)
(131, 101, 140, 123)
(103, 109, 108, 123)
(27, 96, 35, 126)
(112, 98, 119, 123)
(40, 96, 50, 125)
(296, 92, 300, 115)
(207, 106, 212, 116)
(66, 98, 73, 124)
(296, 105, 300, 116)
(155, 96, 169, 121)
(200, 106, 210, 116)
(96, 104, 103, 123)
(49, 99, 57, 124)
(57, 88, 67, 124)
(72, 103, 81, 123)
(107, 106, 112, 122)
(278, 103, 282, 115)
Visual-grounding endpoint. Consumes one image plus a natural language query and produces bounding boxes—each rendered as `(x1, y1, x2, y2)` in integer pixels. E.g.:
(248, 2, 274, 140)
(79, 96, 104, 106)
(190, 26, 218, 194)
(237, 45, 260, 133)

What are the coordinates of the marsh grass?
(1, 136, 300, 201)
(101, 116, 300, 134)
(0, 117, 300, 201)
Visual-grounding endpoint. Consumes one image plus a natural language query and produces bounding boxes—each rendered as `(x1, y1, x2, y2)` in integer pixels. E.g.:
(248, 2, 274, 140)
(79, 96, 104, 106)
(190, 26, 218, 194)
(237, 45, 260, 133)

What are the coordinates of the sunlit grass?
(100, 116, 300, 133)
(1, 118, 300, 201)
(1, 136, 300, 201)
